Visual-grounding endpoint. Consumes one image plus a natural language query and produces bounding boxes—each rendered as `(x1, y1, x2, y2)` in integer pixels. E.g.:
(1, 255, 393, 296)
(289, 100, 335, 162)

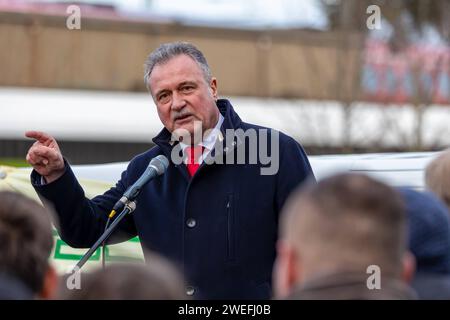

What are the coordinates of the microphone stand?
(73, 200, 137, 272)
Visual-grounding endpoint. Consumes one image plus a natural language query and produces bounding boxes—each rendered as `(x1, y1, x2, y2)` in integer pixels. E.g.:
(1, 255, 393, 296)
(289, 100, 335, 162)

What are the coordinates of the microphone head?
(149, 155, 169, 175)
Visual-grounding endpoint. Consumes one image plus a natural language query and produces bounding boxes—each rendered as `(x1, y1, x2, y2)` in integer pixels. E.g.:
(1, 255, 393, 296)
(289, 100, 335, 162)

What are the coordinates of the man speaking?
(26, 42, 314, 299)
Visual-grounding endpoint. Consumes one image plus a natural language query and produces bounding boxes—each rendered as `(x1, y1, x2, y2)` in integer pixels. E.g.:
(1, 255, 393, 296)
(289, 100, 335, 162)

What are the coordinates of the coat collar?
(287, 272, 417, 300)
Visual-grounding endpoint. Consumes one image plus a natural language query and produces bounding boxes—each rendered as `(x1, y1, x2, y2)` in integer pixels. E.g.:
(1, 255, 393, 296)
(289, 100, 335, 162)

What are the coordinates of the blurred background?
(1, 0, 450, 166)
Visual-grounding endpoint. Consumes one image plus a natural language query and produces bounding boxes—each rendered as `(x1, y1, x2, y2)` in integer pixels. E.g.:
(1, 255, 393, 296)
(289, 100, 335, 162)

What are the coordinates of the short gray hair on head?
(143, 41, 212, 90)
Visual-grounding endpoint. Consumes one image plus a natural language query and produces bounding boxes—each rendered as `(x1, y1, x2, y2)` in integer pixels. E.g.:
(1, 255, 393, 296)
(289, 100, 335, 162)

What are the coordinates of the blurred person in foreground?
(425, 149, 450, 212)
(25, 41, 314, 299)
(0, 191, 58, 299)
(399, 188, 450, 300)
(0, 274, 33, 300)
(273, 173, 416, 300)
(58, 252, 186, 300)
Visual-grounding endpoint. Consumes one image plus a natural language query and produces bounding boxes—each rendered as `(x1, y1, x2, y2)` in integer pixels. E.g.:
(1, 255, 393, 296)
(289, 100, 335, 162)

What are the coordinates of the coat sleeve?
(275, 135, 316, 213)
(31, 160, 137, 248)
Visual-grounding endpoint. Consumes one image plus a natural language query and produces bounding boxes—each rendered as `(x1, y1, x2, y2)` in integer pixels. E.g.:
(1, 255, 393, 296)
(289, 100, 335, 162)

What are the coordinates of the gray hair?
(143, 42, 212, 90)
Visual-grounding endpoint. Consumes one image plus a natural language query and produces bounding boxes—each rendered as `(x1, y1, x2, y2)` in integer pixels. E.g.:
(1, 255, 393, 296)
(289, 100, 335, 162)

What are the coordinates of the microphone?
(109, 155, 169, 218)
(77, 156, 169, 271)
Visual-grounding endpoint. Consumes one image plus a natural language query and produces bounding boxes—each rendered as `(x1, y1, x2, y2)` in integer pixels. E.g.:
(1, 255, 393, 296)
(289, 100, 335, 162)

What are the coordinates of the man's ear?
(210, 78, 218, 100)
(38, 265, 59, 300)
(273, 240, 301, 299)
(401, 251, 416, 283)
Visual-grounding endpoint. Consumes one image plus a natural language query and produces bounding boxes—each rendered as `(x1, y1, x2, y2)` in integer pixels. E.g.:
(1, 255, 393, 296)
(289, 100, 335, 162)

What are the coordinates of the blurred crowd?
(1, 148, 450, 300)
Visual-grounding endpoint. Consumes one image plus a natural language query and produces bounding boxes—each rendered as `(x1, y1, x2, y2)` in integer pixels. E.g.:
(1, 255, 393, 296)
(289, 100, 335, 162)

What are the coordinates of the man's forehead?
(149, 55, 203, 89)
(152, 55, 202, 78)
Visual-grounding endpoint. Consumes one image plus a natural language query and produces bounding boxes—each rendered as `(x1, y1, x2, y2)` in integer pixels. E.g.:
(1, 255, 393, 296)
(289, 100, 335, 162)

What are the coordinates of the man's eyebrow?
(154, 81, 197, 97)
(178, 81, 197, 88)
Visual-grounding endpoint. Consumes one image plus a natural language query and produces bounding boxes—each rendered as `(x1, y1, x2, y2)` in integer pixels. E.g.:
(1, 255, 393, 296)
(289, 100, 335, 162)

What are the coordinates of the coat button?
(186, 286, 195, 296)
(186, 218, 196, 228)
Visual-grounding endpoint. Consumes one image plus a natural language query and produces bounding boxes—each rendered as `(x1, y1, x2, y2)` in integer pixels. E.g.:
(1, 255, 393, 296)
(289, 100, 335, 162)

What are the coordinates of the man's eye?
(181, 86, 194, 92)
(158, 93, 170, 102)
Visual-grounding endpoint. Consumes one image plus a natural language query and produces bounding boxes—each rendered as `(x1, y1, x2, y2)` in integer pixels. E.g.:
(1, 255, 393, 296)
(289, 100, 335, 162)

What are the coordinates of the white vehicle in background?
(309, 152, 435, 190)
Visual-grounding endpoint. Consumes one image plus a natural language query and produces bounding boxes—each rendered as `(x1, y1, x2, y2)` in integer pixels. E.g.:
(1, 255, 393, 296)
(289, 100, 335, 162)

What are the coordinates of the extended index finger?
(25, 131, 54, 144)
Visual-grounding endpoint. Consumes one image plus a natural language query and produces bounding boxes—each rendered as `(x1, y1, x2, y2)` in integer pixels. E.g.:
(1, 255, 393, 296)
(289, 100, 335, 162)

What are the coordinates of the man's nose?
(171, 92, 186, 111)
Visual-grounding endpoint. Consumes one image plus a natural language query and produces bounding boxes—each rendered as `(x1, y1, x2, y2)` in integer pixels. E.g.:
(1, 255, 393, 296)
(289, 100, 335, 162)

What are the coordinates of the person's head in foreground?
(399, 188, 450, 300)
(0, 191, 58, 299)
(425, 149, 450, 212)
(274, 173, 416, 300)
(0, 273, 33, 300)
(58, 253, 186, 300)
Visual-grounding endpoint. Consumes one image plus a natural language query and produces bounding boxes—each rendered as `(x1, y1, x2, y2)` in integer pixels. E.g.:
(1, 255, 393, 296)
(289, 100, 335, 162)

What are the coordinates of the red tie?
(186, 145, 205, 177)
